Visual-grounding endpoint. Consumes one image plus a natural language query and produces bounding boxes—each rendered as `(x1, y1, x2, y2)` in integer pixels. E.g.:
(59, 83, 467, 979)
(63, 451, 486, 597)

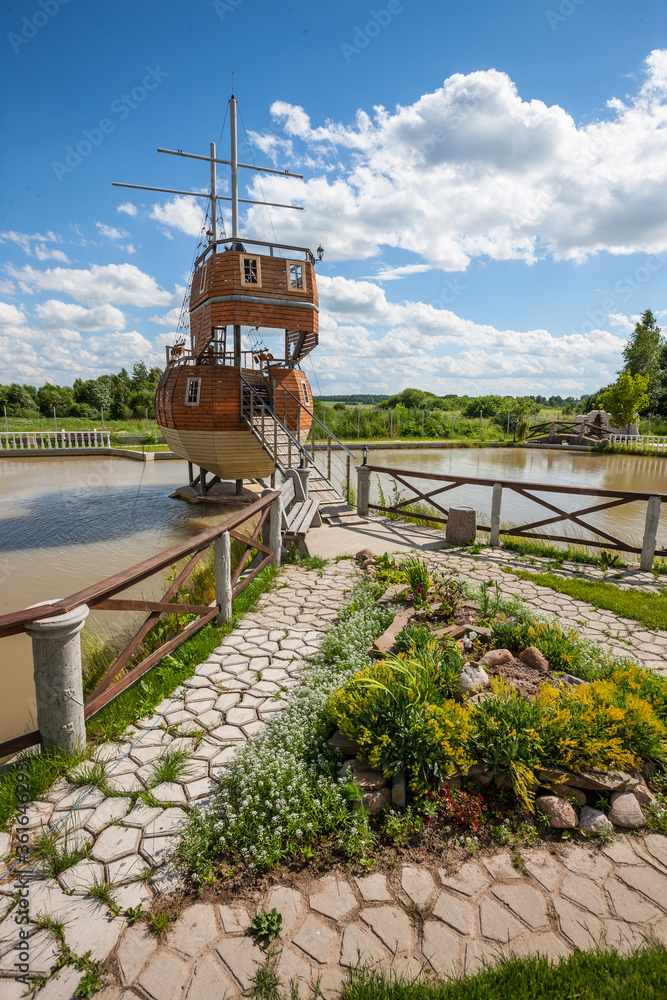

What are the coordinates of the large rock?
(363, 788, 391, 815)
(478, 648, 514, 667)
(609, 791, 647, 829)
(629, 769, 657, 806)
(555, 673, 588, 688)
(467, 764, 493, 786)
(535, 795, 578, 829)
(459, 663, 490, 695)
(519, 646, 550, 672)
(392, 770, 407, 808)
(339, 759, 387, 790)
(329, 730, 361, 755)
(548, 784, 587, 806)
(539, 768, 638, 793)
(578, 806, 613, 836)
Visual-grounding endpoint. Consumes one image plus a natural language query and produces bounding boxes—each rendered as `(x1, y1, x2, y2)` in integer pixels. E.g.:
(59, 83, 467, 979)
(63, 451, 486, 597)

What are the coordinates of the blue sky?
(1, 0, 666, 397)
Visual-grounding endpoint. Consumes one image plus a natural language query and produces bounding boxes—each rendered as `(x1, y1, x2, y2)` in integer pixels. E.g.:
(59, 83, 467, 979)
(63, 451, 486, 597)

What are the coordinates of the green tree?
(621, 309, 664, 408)
(37, 383, 75, 417)
(599, 371, 650, 433)
(131, 361, 149, 386)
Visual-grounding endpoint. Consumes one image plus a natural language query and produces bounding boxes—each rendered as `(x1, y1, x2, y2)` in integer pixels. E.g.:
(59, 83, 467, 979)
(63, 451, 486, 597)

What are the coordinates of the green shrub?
(329, 652, 471, 789)
(468, 677, 545, 811)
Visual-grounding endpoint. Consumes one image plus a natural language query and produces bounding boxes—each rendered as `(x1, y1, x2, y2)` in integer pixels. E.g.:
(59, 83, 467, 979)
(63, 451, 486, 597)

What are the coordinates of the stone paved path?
(1, 535, 667, 998)
(424, 548, 667, 676)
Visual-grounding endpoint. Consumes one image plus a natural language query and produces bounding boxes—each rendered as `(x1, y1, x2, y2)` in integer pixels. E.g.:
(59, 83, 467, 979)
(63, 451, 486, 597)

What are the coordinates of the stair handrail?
(267, 372, 356, 459)
(239, 373, 311, 473)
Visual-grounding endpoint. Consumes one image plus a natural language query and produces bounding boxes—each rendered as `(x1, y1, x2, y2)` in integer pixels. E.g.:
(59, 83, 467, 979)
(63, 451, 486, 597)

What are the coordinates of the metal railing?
(361, 464, 666, 568)
(267, 373, 356, 500)
(240, 374, 310, 474)
(0, 491, 282, 759)
(0, 430, 111, 451)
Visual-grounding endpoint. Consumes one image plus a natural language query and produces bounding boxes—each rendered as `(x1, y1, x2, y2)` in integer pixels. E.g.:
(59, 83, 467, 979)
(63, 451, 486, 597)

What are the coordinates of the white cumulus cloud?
(8, 263, 178, 308)
(243, 50, 667, 270)
(34, 300, 126, 332)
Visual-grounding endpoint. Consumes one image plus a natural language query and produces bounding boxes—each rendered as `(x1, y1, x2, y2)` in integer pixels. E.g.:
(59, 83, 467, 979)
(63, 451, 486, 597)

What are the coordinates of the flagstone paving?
(1, 536, 666, 997)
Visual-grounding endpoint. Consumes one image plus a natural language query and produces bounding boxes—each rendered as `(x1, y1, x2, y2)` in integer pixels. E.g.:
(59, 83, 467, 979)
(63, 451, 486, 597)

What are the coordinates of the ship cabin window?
(185, 377, 201, 406)
(289, 262, 304, 290)
(301, 380, 310, 406)
(198, 263, 207, 292)
(241, 256, 260, 285)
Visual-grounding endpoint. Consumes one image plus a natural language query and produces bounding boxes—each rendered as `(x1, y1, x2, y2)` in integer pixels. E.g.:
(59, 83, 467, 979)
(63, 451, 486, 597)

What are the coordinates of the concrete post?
(296, 465, 311, 500)
(214, 532, 233, 624)
(640, 496, 661, 571)
(357, 465, 372, 518)
(283, 468, 305, 501)
(25, 603, 89, 754)
(490, 483, 503, 547)
(269, 495, 283, 568)
(446, 507, 477, 546)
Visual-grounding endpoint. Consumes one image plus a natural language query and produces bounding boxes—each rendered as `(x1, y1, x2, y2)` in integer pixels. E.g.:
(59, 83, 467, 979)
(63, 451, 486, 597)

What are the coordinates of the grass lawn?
(337, 945, 667, 1000)
(506, 568, 667, 631)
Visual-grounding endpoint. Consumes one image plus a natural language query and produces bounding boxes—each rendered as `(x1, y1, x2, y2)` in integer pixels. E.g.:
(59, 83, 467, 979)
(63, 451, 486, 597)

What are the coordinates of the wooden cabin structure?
(154, 238, 319, 481)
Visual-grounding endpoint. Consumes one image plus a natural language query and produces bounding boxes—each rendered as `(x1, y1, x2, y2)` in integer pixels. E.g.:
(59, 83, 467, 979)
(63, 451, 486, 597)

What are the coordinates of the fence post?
(297, 463, 311, 499)
(640, 496, 661, 571)
(490, 483, 503, 547)
(357, 464, 371, 518)
(269, 494, 283, 568)
(24, 603, 89, 753)
(214, 532, 233, 624)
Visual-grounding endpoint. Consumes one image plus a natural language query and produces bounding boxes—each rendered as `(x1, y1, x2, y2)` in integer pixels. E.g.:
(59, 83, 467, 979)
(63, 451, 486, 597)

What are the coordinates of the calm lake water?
(0, 447, 665, 745)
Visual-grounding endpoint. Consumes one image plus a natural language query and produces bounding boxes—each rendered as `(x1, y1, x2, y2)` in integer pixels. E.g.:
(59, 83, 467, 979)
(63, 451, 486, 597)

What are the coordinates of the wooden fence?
(0, 490, 281, 759)
(360, 465, 666, 568)
(0, 430, 111, 451)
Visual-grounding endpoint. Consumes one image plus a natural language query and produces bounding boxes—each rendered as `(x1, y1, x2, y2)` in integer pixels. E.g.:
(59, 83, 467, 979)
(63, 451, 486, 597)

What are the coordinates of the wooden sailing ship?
(114, 95, 324, 489)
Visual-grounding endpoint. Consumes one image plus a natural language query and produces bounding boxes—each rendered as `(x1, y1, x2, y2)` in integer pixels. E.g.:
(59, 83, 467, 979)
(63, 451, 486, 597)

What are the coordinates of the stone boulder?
(579, 806, 613, 836)
(518, 646, 550, 672)
(539, 768, 638, 793)
(535, 795, 578, 829)
(339, 759, 387, 790)
(478, 648, 514, 668)
(609, 791, 647, 829)
(363, 787, 391, 815)
(459, 663, 490, 695)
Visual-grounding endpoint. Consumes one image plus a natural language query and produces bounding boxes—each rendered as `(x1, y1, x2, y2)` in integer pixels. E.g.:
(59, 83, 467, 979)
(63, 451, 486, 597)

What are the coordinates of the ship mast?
(113, 94, 303, 260)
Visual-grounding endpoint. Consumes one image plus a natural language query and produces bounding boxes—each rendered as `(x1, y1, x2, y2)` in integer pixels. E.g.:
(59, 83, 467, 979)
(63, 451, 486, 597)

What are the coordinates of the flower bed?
(177, 555, 667, 886)
(330, 555, 667, 837)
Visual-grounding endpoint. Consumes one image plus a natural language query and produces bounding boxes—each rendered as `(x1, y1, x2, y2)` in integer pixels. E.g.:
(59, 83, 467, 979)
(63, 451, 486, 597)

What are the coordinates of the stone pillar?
(446, 506, 477, 546)
(214, 532, 233, 624)
(357, 465, 372, 518)
(296, 465, 310, 500)
(269, 495, 283, 568)
(25, 603, 89, 754)
(640, 496, 661, 571)
(490, 483, 503, 547)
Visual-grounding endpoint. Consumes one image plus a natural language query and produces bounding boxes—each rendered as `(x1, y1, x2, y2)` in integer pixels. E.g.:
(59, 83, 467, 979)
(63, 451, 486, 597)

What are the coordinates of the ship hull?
(155, 362, 313, 480)
(160, 426, 276, 480)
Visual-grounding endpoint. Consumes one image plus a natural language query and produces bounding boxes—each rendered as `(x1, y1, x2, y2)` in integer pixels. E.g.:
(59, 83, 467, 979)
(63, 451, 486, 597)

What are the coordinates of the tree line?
(0, 363, 163, 420)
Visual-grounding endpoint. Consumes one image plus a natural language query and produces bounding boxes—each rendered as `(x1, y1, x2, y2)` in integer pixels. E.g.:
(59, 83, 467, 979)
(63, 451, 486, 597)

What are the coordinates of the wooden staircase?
(240, 376, 365, 527)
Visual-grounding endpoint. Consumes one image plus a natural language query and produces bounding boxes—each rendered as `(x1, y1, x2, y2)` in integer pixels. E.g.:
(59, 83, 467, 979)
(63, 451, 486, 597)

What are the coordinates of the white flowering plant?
(177, 582, 393, 879)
